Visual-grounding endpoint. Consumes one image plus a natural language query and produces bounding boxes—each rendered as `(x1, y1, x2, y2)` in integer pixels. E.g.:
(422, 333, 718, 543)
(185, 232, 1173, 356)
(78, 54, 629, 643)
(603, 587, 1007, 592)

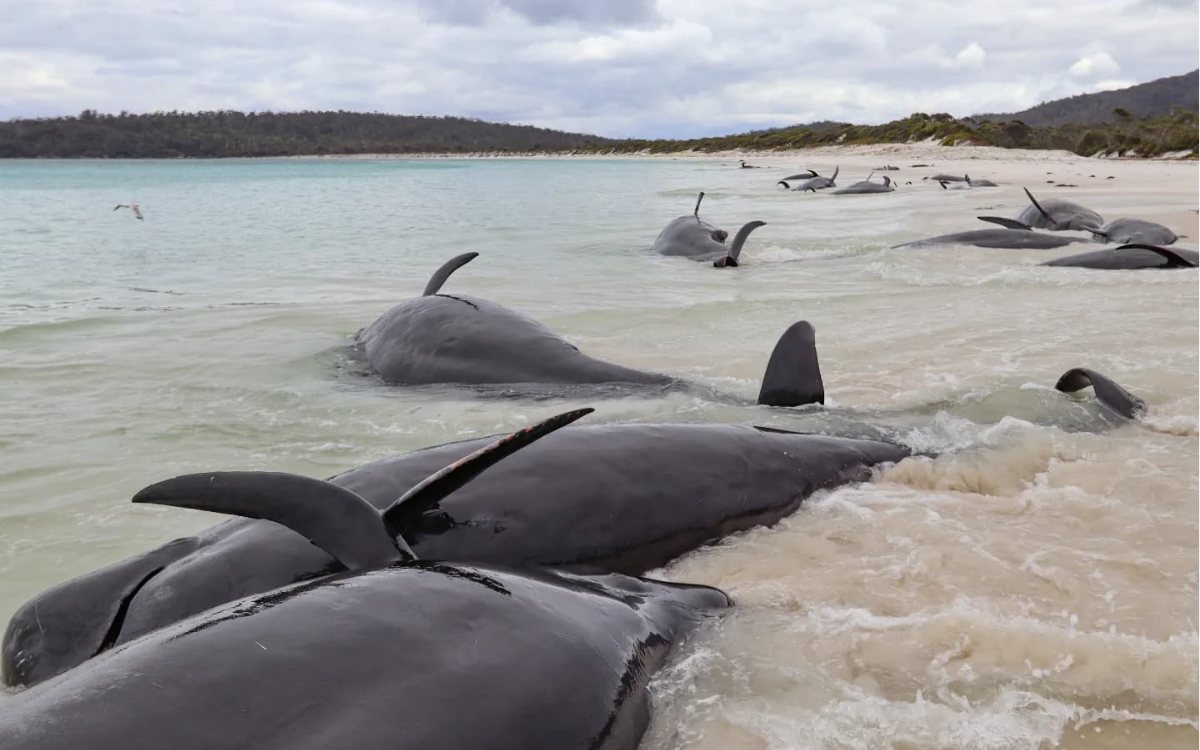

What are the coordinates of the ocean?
(0, 155, 1196, 748)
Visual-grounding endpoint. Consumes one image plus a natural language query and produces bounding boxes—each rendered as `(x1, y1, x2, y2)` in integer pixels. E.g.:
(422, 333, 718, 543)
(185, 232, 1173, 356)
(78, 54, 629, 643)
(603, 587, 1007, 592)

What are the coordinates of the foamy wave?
(648, 600, 1197, 750)
(1141, 411, 1200, 437)
(749, 244, 872, 264)
(885, 417, 1067, 495)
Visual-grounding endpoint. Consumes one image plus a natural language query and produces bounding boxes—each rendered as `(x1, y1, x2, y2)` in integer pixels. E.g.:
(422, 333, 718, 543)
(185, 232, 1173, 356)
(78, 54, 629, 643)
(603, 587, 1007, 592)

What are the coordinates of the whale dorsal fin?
(1116, 243, 1198, 268)
(1054, 368, 1145, 419)
(978, 216, 1031, 230)
(133, 472, 410, 570)
(831, 166, 839, 181)
(133, 409, 594, 572)
(424, 252, 479, 296)
(757, 321, 825, 407)
(382, 408, 593, 533)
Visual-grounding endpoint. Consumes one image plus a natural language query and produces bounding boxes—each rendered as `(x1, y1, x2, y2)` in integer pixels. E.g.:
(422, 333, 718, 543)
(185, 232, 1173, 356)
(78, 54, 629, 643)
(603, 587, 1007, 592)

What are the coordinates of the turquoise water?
(1, 156, 1196, 748)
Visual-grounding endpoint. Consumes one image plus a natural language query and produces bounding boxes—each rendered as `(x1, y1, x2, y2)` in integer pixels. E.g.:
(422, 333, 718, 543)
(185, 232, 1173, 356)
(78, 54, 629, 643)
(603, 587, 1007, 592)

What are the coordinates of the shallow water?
(1, 156, 1196, 748)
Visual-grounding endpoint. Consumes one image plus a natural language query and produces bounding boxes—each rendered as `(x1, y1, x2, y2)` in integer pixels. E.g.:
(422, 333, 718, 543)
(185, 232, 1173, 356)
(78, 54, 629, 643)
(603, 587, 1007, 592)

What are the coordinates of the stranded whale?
(0, 456, 730, 750)
(651, 192, 766, 267)
(2, 408, 910, 688)
(1042, 243, 1198, 270)
(357, 253, 817, 404)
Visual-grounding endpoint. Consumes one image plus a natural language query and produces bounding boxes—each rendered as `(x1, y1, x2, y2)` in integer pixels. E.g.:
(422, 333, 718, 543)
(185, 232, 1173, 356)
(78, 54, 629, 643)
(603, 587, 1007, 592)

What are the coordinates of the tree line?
(0, 110, 615, 158)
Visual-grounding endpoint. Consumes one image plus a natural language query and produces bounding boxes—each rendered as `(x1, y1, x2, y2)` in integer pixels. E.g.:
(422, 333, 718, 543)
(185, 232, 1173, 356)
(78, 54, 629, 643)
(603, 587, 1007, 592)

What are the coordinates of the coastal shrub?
(1074, 130, 1109, 155)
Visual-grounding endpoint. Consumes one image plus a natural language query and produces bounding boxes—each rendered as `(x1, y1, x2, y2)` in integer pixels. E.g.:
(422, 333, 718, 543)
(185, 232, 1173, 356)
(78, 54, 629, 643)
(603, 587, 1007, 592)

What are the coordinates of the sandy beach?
(310, 143, 1199, 235)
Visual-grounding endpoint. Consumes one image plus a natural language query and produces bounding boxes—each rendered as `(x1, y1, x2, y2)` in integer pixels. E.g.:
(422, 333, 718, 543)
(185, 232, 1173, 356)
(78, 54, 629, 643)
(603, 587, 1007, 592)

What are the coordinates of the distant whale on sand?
(833, 174, 894, 194)
(778, 166, 838, 192)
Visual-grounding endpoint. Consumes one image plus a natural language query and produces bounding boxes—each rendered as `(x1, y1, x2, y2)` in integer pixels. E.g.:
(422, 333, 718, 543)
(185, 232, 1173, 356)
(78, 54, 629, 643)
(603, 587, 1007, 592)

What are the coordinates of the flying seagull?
(113, 203, 144, 220)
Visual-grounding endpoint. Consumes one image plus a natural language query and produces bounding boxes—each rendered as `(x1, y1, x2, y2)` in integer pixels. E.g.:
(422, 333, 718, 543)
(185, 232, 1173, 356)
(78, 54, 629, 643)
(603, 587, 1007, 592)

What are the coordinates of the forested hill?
(0, 110, 615, 158)
(973, 70, 1199, 126)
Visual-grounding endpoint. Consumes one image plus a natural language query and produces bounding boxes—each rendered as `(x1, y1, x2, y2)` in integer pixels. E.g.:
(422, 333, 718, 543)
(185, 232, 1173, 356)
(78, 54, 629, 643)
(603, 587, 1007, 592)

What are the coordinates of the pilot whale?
(651, 192, 766, 267)
(0, 457, 730, 750)
(2, 407, 909, 688)
(357, 253, 817, 405)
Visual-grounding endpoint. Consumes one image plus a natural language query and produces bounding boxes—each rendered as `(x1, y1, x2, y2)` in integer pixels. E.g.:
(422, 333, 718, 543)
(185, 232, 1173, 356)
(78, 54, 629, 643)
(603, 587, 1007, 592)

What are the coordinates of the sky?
(1, 0, 1196, 138)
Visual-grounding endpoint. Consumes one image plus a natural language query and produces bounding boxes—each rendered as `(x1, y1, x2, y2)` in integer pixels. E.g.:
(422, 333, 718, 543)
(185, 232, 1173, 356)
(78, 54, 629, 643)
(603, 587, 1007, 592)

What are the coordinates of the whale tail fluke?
(132, 409, 594, 572)
(977, 216, 1032, 230)
(757, 321, 825, 407)
(424, 252, 479, 296)
(1054, 368, 1145, 419)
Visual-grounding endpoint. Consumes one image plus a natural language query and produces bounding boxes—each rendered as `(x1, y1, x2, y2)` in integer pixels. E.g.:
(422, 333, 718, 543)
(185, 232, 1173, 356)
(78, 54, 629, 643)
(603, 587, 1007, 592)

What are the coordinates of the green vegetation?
(2, 72, 1196, 159)
(0, 110, 614, 158)
(578, 110, 1198, 158)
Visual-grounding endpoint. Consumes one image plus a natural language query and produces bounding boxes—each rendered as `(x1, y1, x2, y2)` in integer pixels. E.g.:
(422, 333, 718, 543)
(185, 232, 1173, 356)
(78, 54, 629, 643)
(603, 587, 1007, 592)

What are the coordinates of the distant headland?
(2, 70, 1194, 159)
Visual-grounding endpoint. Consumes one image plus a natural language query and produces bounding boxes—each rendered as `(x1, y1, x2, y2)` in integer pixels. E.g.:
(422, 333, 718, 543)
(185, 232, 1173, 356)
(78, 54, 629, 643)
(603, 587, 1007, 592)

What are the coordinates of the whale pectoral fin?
(1116, 244, 1198, 268)
(1054, 368, 1146, 419)
(756, 321, 825, 408)
(133, 472, 410, 570)
(777, 180, 791, 189)
(423, 252, 479, 296)
(978, 216, 1031, 230)
(382, 408, 594, 533)
(2, 537, 199, 688)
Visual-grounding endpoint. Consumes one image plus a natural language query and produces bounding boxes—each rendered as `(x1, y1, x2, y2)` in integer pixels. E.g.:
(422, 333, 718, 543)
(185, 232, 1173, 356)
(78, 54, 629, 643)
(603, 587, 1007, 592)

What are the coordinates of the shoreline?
(6, 143, 1194, 164)
(269, 142, 1198, 163)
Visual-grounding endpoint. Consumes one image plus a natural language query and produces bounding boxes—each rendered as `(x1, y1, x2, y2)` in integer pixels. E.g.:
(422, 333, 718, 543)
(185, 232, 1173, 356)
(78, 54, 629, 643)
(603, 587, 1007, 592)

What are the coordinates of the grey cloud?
(0, 0, 1195, 137)
(415, 0, 658, 26)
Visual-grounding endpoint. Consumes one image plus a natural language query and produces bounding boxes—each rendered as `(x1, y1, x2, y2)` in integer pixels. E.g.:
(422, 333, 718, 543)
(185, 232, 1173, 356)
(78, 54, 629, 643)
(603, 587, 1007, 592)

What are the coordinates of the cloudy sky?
(2, 0, 1196, 137)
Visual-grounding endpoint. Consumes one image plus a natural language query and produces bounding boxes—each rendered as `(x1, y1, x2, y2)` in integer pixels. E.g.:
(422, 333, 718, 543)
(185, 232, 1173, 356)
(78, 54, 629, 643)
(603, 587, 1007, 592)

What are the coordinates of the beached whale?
(936, 174, 997, 189)
(1042, 243, 1198, 270)
(0, 566, 725, 750)
(1081, 218, 1178, 245)
(893, 228, 1091, 250)
(978, 188, 1103, 232)
(358, 253, 815, 399)
(833, 174, 895, 194)
(651, 192, 766, 266)
(0, 473, 729, 750)
(925, 173, 967, 183)
(779, 169, 818, 181)
(2, 409, 910, 688)
(778, 167, 838, 192)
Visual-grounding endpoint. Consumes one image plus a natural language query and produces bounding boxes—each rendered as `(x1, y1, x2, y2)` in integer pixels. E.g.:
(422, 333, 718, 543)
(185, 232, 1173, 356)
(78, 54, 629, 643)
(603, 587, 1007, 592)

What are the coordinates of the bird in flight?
(114, 203, 144, 220)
